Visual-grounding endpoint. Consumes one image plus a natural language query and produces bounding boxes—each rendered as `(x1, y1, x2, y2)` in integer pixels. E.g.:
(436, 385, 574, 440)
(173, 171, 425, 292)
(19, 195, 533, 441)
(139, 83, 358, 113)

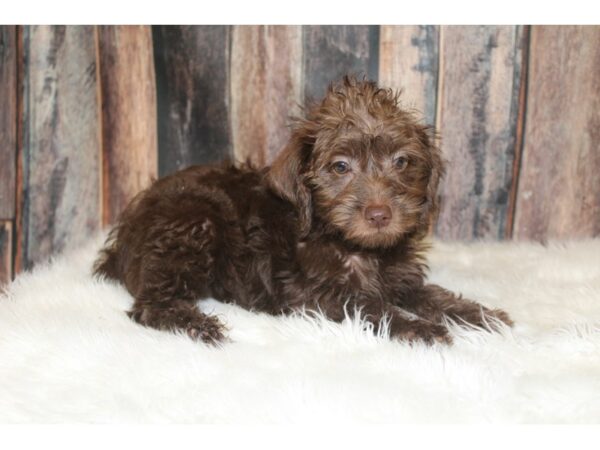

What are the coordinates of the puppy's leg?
(303, 298, 452, 345)
(384, 310, 452, 344)
(402, 284, 513, 330)
(129, 300, 226, 343)
(128, 216, 227, 344)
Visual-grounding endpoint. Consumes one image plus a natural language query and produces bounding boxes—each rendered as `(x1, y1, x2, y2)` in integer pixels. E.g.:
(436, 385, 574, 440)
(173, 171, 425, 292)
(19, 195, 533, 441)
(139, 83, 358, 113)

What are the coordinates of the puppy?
(94, 76, 512, 344)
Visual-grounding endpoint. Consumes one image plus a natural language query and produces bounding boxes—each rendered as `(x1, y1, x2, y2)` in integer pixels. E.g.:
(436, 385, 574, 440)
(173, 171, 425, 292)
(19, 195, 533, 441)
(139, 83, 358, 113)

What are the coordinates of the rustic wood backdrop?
(0, 25, 599, 283)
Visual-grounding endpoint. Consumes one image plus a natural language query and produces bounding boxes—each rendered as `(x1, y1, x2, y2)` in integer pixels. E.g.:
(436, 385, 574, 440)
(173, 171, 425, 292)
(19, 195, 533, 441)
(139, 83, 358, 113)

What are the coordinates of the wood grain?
(0, 221, 11, 285)
(303, 26, 379, 102)
(379, 25, 439, 126)
(435, 26, 525, 240)
(153, 26, 231, 176)
(0, 26, 17, 220)
(514, 26, 600, 240)
(505, 26, 530, 239)
(97, 26, 158, 225)
(14, 25, 24, 274)
(230, 26, 303, 167)
(20, 26, 101, 268)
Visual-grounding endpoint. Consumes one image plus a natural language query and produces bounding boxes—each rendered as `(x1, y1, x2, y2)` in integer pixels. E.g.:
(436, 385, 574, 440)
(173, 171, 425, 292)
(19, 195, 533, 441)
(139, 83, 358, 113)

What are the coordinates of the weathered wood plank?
(0, 221, 11, 285)
(153, 26, 231, 176)
(303, 25, 379, 102)
(505, 26, 531, 239)
(514, 26, 600, 240)
(230, 25, 303, 167)
(20, 26, 101, 268)
(379, 25, 439, 126)
(0, 26, 17, 220)
(14, 25, 24, 274)
(97, 25, 158, 225)
(435, 26, 525, 240)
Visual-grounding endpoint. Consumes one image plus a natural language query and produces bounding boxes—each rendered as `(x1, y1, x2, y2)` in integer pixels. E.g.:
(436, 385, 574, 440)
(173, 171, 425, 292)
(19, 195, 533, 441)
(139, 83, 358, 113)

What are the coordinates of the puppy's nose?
(364, 205, 392, 229)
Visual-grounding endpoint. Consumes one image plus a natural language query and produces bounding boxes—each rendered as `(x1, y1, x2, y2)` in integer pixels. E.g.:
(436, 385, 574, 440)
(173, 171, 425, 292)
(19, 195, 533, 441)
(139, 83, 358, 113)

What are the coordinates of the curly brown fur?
(94, 76, 512, 345)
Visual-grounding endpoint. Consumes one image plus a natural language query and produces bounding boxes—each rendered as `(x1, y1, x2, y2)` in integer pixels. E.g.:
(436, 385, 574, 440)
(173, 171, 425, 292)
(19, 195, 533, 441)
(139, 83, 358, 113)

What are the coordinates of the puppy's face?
(268, 77, 443, 249)
(307, 125, 436, 248)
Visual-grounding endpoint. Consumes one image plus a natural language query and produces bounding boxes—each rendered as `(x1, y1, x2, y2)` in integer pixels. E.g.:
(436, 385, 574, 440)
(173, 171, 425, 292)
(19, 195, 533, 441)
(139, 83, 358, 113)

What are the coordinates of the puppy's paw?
(186, 315, 227, 345)
(391, 322, 452, 345)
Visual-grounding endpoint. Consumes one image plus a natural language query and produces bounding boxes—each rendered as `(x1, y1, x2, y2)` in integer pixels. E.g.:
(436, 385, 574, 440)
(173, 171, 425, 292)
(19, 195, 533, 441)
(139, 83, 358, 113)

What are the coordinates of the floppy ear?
(267, 136, 313, 237)
(419, 129, 445, 232)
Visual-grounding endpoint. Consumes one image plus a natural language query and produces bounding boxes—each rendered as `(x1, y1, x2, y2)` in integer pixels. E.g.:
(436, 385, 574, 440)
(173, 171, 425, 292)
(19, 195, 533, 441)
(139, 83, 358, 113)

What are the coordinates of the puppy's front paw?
(391, 321, 452, 345)
(129, 304, 228, 345)
(187, 315, 227, 344)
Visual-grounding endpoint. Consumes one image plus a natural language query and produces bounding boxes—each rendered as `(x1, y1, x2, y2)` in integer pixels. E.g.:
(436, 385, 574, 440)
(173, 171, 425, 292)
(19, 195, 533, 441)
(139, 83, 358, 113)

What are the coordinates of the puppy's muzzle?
(364, 205, 392, 229)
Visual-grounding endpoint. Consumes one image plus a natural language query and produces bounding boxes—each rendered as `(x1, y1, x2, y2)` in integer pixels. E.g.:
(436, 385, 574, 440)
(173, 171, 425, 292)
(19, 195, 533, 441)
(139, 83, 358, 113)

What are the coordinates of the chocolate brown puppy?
(94, 76, 512, 344)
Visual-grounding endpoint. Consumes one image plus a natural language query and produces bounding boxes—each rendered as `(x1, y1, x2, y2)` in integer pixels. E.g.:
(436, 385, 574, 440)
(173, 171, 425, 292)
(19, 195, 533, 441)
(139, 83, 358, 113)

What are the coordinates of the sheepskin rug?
(1, 235, 600, 423)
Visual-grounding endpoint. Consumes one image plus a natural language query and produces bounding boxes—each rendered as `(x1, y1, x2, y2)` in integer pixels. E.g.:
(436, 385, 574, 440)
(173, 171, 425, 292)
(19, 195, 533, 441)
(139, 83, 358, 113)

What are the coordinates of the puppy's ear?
(267, 135, 313, 237)
(420, 129, 445, 232)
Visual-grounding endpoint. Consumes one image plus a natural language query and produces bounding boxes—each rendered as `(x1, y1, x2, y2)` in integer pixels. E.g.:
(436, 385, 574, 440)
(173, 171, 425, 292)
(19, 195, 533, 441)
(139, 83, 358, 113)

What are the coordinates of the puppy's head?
(268, 76, 443, 248)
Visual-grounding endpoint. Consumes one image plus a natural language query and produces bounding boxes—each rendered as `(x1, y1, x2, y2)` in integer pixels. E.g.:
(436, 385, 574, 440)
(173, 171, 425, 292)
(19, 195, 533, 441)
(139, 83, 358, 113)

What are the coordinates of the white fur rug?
(1, 235, 600, 423)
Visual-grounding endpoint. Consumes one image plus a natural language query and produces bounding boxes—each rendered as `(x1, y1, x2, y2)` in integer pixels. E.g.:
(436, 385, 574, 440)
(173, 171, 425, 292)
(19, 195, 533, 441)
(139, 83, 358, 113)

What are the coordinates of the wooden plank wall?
(19, 26, 102, 270)
(303, 26, 380, 101)
(0, 222, 11, 285)
(435, 26, 525, 240)
(230, 26, 303, 166)
(153, 26, 232, 176)
(2, 25, 599, 280)
(513, 26, 600, 240)
(379, 25, 439, 126)
(97, 26, 158, 225)
(0, 26, 17, 283)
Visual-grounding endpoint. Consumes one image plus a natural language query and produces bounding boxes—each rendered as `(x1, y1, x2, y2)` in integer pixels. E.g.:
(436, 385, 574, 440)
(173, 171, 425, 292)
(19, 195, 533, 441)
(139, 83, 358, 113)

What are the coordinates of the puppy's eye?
(331, 161, 350, 174)
(394, 156, 409, 171)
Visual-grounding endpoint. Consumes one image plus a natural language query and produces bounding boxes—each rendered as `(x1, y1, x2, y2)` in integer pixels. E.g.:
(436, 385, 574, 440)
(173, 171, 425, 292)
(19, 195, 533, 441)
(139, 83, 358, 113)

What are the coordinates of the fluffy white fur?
(1, 235, 599, 423)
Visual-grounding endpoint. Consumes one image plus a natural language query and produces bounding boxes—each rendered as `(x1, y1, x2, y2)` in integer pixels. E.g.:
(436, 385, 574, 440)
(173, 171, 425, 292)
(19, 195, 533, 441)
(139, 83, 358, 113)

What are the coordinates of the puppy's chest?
(294, 241, 382, 291)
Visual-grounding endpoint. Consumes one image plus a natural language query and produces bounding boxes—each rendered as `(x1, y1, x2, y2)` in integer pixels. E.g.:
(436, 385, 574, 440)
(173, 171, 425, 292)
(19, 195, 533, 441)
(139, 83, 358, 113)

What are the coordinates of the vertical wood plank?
(379, 25, 439, 126)
(435, 26, 525, 240)
(303, 25, 379, 102)
(514, 26, 600, 240)
(0, 221, 11, 285)
(153, 26, 231, 176)
(230, 26, 303, 167)
(20, 26, 101, 268)
(97, 25, 158, 225)
(14, 25, 24, 274)
(0, 26, 17, 220)
(505, 26, 530, 239)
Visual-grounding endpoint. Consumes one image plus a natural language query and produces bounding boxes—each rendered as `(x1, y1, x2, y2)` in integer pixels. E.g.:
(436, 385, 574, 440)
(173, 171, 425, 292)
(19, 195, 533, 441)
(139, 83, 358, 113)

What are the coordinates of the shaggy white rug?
(1, 235, 599, 423)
